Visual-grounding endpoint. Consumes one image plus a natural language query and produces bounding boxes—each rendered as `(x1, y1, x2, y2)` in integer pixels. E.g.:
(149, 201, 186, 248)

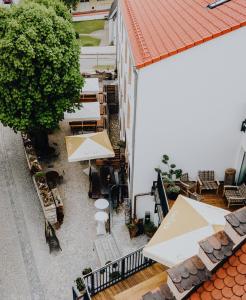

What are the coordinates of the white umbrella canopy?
(143, 195, 229, 267)
(64, 102, 100, 122)
(81, 78, 100, 94)
(65, 130, 115, 163)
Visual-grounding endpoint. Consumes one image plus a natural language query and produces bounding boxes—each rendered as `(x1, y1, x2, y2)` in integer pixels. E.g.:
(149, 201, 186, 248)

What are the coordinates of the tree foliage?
(0, 1, 83, 133)
(25, 0, 72, 21)
(61, 0, 80, 9)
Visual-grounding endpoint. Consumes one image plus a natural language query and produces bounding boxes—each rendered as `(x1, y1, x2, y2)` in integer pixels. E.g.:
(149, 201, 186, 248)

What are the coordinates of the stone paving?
(0, 121, 147, 300)
(0, 123, 99, 300)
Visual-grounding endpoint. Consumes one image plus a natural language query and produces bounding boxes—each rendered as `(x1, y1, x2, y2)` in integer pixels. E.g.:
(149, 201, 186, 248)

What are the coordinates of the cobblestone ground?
(0, 123, 99, 300)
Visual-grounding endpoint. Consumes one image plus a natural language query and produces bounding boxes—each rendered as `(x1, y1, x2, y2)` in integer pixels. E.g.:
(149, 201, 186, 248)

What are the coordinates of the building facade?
(77, 0, 113, 12)
(116, 0, 246, 219)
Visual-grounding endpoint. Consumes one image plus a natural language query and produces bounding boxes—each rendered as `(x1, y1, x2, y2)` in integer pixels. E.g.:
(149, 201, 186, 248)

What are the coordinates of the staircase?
(94, 234, 121, 266)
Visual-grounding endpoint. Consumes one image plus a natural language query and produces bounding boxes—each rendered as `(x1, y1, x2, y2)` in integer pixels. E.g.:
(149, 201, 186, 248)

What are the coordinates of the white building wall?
(117, 8, 136, 187)
(133, 27, 246, 201)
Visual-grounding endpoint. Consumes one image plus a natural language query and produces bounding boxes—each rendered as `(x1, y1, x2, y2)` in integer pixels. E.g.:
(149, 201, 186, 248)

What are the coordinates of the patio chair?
(180, 173, 197, 195)
(223, 183, 246, 208)
(198, 170, 220, 194)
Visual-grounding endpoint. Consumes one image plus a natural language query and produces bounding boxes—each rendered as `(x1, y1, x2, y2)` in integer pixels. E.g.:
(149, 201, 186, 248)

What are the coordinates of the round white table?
(95, 211, 108, 235)
(94, 198, 109, 210)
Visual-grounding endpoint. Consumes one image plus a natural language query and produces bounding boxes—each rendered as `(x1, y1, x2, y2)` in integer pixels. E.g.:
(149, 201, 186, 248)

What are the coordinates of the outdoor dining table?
(94, 211, 108, 235)
(94, 198, 109, 210)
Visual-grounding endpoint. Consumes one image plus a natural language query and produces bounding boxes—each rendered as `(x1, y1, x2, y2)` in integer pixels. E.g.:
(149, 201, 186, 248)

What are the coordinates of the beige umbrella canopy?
(65, 130, 115, 163)
(143, 195, 229, 267)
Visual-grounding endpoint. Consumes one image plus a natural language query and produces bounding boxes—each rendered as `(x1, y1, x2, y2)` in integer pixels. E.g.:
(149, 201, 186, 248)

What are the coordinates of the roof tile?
(188, 241, 246, 300)
(120, 0, 246, 68)
(199, 231, 234, 263)
(167, 255, 211, 293)
(225, 207, 246, 236)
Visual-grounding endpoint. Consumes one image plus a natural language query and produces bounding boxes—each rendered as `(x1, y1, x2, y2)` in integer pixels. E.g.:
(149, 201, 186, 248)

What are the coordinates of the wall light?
(241, 119, 246, 132)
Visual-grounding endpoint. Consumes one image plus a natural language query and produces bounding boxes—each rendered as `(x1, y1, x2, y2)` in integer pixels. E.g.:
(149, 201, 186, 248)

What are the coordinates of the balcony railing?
(72, 247, 153, 299)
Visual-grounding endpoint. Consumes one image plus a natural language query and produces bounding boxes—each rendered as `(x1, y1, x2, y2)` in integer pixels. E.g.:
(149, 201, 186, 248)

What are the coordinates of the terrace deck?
(92, 263, 166, 300)
(92, 192, 239, 300)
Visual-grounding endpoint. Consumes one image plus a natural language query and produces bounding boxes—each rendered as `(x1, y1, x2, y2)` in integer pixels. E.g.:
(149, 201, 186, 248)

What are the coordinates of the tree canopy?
(61, 0, 80, 9)
(0, 1, 83, 133)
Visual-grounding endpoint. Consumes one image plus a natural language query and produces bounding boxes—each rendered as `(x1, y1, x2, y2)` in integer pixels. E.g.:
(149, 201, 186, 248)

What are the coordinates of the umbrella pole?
(83, 160, 91, 176)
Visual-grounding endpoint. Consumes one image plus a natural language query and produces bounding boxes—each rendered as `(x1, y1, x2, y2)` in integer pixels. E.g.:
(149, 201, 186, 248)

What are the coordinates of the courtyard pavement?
(0, 122, 147, 300)
(0, 123, 99, 300)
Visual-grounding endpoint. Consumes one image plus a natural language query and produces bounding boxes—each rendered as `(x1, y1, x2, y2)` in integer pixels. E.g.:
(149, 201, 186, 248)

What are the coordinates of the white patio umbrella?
(143, 195, 229, 267)
(65, 130, 115, 163)
(64, 102, 100, 122)
(81, 78, 100, 95)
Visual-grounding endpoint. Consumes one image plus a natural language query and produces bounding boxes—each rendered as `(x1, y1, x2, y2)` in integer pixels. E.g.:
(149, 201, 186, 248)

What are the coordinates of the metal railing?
(83, 247, 153, 296)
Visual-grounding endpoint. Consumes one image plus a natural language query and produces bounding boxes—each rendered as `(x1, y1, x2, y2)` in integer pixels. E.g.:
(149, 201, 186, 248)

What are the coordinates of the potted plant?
(144, 221, 157, 238)
(109, 271, 121, 280)
(75, 277, 86, 296)
(82, 267, 92, 276)
(155, 154, 182, 200)
(127, 222, 138, 239)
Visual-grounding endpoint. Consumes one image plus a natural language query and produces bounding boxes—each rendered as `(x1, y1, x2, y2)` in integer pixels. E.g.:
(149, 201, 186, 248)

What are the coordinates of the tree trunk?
(29, 129, 53, 157)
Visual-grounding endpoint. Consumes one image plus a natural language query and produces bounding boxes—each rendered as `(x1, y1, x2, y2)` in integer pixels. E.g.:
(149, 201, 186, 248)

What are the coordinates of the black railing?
(72, 279, 91, 300)
(83, 247, 153, 296)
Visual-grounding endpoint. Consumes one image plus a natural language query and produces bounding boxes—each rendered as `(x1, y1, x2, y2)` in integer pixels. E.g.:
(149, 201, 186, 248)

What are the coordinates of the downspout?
(130, 67, 139, 218)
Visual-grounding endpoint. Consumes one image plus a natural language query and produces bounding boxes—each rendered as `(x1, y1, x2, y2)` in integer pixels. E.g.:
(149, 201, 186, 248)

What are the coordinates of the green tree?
(61, 0, 80, 10)
(26, 0, 72, 21)
(0, 2, 83, 155)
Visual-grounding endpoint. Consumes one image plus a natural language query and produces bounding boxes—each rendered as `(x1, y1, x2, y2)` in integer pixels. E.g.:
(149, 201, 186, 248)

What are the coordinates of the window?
(127, 99, 130, 129)
(125, 41, 128, 63)
(124, 76, 127, 102)
(128, 57, 132, 84)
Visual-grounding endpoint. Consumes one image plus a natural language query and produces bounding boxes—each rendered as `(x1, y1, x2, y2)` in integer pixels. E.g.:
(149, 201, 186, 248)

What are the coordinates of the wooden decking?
(169, 190, 237, 211)
(92, 191, 239, 300)
(92, 263, 166, 300)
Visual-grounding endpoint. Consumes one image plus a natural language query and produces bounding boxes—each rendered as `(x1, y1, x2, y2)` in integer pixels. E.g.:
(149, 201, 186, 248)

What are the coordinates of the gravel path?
(0, 123, 99, 300)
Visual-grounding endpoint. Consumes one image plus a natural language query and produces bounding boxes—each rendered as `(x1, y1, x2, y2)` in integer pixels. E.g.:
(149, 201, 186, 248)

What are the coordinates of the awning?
(65, 130, 115, 162)
(64, 102, 100, 122)
(143, 195, 229, 267)
(81, 78, 100, 94)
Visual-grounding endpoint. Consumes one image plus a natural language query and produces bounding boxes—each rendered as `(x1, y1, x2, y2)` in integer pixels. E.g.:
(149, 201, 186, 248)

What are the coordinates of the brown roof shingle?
(167, 256, 211, 293)
(225, 207, 246, 236)
(199, 231, 234, 264)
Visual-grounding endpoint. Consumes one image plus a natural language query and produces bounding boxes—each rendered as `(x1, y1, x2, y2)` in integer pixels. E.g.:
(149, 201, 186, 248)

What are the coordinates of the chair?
(198, 170, 220, 194)
(223, 183, 246, 208)
(180, 173, 197, 195)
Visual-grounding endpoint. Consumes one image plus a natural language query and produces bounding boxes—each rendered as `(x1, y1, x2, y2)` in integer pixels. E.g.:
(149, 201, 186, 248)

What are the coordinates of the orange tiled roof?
(189, 242, 246, 300)
(120, 0, 246, 68)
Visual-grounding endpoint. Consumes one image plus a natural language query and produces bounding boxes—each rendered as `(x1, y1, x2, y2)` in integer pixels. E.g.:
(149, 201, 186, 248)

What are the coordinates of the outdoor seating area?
(65, 78, 109, 135)
(223, 183, 246, 208)
(177, 169, 245, 209)
(197, 170, 220, 194)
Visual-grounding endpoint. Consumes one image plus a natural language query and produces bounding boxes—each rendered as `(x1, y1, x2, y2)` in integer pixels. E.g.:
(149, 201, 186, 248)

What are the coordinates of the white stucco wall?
(117, 7, 136, 188)
(132, 27, 246, 198)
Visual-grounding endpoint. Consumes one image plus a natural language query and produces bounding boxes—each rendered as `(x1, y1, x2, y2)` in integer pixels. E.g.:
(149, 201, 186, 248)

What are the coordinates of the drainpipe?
(129, 67, 139, 217)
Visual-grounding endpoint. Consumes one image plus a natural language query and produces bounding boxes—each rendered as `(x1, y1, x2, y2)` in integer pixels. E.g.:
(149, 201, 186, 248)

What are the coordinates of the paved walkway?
(0, 123, 99, 300)
(0, 122, 148, 300)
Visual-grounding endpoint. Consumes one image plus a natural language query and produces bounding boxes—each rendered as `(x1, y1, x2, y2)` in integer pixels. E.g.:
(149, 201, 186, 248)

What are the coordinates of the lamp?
(241, 119, 246, 132)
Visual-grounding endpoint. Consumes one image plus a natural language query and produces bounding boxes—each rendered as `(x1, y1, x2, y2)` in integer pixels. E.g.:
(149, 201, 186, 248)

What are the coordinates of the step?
(94, 234, 121, 267)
